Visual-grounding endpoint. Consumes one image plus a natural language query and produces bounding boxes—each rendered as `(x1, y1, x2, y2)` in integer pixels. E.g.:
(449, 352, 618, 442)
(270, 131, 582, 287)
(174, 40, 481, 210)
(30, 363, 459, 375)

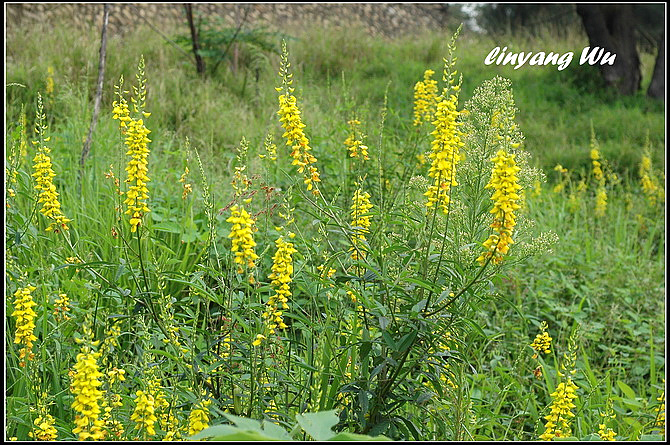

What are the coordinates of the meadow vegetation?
(5, 20, 665, 441)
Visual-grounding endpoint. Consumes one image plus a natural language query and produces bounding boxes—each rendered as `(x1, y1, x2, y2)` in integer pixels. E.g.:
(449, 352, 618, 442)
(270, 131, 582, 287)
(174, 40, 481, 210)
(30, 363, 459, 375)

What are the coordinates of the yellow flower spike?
(350, 188, 374, 260)
(654, 382, 665, 437)
(32, 94, 71, 233)
(639, 133, 663, 207)
(424, 39, 464, 215)
(113, 65, 152, 233)
(413, 69, 439, 126)
(477, 149, 522, 266)
(424, 93, 464, 214)
(540, 378, 579, 441)
(188, 400, 212, 436)
(260, 235, 298, 339)
(227, 205, 259, 272)
(344, 118, 370, 161)
(530, 321, 552, 359)
(53, 292, 71, 322)
(12, 285, 38, 367)
(277, 40, 321, 196)
(71, 349, 106, 440)
(29, 414, 58, 440)
(131, 390, 157, 437)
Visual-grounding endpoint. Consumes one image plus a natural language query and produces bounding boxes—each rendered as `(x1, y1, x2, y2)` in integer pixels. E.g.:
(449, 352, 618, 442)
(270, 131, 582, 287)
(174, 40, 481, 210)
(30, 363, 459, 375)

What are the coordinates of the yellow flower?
(589, 127, 608, 218)
(595, 186, 607, 217)
(107, 367, 126, 384)
(597, 424, 617, 441)
(71, 350, 106, 440)
(477, 150, 522, 266)
(252, 334, 266, 347)
(45, 66, 54, 96)
(277, 40, 321, 195)
(29, 414, 58, 441)
(424, 95, 464, 214)
(221, 334, 233, 358)
(654, 384, 665, 437)
(552, 165, 569, 195)
(317, 264, 336, 279)
(122, 118, 151, 232)
(554, 164, 568, 174)
(344, 118, 369, 160)
(12, 285, 38, 367)
(597, 401, 617, 442)
(227, 205, 259, 273)
(540, 378, 579, 441)
(639, 136, 664, 207)
(590, 148, 603, 182)
(260, 133, 278, 162)
(232, 137, 251, 196)
(32, 94, 70, 233)
(53, 292, 71, 322)
(531, 321, 552, 359)
(179, 165, 192, 200)
(188, 399, 212, 436)
(261, 235, 298, 338)
(413, 69, 439, 126)
(131, 390, 158, 437)
(113, 63, 152, 233)
(350, 188, 373, 260)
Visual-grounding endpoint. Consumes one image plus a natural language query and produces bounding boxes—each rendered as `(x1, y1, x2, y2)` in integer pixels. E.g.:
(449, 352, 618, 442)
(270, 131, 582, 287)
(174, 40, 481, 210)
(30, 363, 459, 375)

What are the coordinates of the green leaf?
(152, 221, 182, 233)
(224, 413, 265, 432)
(295, 410, 339, 441)
(360, 341, 372, 360)
(328, 432, 391, 441)
(190, 425, 282, 441)
(260, 420, 293, 441)
(616, 380, 636, 400)
(146, 348, 179, 362)
(639, 434, 664, 441)
(382, 331, 397, 350)
(396, 331, 418, 353)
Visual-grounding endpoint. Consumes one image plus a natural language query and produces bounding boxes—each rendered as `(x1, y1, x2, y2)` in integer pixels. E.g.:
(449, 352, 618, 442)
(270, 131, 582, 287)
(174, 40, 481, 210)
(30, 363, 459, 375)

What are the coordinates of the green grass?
(5, 20, 665, 441)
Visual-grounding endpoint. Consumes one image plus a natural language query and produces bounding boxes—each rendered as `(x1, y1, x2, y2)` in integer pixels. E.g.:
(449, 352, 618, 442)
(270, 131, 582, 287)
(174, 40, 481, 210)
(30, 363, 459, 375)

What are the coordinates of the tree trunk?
(184, 3, 205, 75)
(647, 32, 664, 99)
(80, 4, 110, 170)
(576, 4, 641, 95)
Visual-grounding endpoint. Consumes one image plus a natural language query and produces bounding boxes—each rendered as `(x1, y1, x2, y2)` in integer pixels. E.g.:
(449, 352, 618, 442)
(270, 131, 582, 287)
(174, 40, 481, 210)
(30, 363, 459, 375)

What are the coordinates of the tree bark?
(576, 4, 641, 95)
(184, 3, 205, 75)
(80, 4, 110, 169)
(647, 31, 664, 99)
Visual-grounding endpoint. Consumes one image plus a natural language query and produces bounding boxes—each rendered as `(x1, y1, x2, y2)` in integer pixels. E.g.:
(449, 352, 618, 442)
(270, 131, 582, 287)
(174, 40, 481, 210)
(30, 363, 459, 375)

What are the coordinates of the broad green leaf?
(396, 331, 418, 353)
(328, 432, 391, 441)
(616, 380, 636, 400)
(224, 413, 265, 432)
(382, 331, 397, 350)
(260, 420, 293, 441)
(639, 434, 664, 441)
(152, 221, 181, 233)
(295, 410, 339, 441)
(190, 424, 282, 441)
